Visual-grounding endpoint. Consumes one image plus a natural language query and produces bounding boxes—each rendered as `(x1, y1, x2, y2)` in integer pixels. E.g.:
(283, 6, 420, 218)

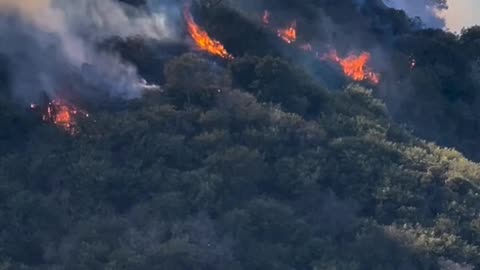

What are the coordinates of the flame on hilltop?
(31, 99, 89, 135)
(277, 21, 297, 44)
(183, 7, 233, 59)
(258, 10, 380, 85)
(322, 50, 380, 85)
(262, 11, 297, 45)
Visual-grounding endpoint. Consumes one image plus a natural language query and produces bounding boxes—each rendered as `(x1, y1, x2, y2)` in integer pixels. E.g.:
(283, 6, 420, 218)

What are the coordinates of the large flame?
(277, 21, 297, 44)
(322, 50, 380, 85)
(183, 7, 233, 60)
(31, 99, 89, 135)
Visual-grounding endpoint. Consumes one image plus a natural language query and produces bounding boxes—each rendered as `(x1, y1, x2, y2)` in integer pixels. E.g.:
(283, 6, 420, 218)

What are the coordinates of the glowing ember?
(263, 10, 270, 25)
(183, 7, 233, 60)
(277, 21, 297, 44)
(31, 99, 89, 135)
(409, 57, 416, 69)
(322, 50, 380, 85)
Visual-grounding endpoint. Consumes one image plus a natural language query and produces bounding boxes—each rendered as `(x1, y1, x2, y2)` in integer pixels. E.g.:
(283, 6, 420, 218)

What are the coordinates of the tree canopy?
(1, 0, 480, 269)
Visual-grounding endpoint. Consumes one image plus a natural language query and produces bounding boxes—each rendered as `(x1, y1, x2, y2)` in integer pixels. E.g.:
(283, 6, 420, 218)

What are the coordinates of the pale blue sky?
(444, 0, 480, 32)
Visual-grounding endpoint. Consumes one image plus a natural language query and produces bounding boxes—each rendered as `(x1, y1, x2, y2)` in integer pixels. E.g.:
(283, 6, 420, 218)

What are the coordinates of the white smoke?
(382, 0, 447, 28)
(0, 0, 179, 102)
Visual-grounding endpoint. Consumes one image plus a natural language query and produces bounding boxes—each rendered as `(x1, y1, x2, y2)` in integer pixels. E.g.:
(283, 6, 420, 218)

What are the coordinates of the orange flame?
(32, 99, 89, 135)
(258, 11, 379, 84)
(277, 21, 297, 44)
(183, 7, 233, 60)
(263, 10, 270, 25)
(322, 50, 380, 84)
(53, 105, 72, 128)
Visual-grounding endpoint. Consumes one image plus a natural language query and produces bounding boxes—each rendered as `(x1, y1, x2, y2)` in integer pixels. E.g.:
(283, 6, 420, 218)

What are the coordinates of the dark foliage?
(1, 50, 480, 268)
(2, 1, 480, 270)
(189, 0, 480, 161)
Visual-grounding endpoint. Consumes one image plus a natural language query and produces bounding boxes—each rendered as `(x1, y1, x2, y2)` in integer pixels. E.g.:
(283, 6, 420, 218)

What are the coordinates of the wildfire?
(258, 10, 380, 85)
(183, 7, 233, 60)
(277, 21, 297, 44)
(31, 99, 89, 135)
(322, 50, 380, 85)
(263, 10, 270, 25)
(261, 11, 298, 45)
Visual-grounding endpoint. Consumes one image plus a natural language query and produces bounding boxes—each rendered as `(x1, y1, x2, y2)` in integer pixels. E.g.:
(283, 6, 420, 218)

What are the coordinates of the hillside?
(1, 0, 480, 269)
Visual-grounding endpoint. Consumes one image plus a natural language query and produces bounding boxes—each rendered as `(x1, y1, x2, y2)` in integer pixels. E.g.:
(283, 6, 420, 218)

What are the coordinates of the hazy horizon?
(444, 0, 479, 32)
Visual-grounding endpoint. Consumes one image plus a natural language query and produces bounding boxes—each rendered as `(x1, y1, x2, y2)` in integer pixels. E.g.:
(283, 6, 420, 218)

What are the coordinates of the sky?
(444, 0, 480, 32)
(0, 0, 478, 34)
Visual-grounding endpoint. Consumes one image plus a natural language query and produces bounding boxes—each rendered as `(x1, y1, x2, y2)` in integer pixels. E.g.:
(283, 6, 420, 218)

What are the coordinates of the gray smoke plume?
(0, 0, 179, 102)
(382, 0, 447, 28)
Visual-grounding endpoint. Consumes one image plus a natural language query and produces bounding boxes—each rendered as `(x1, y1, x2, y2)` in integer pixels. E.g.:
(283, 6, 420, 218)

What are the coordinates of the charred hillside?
(1, 0, 480, 270)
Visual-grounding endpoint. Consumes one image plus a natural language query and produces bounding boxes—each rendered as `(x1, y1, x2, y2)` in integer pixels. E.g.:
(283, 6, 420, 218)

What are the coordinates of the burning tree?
(31, 99, 89, 135)
(322, 50, 380, 85)
(184, 6, 234, 60)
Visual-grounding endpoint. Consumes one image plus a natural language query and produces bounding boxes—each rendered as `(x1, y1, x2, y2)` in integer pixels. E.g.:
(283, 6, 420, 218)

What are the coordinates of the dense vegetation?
(115, 0, 480, 161)
(195, 0, 480, 161)
(1, 0, 480, 269)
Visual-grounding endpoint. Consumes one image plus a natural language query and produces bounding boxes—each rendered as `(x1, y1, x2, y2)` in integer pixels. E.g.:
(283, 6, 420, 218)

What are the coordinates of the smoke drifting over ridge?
(382, 0, 447, 28)
(0, 0, 179, 102)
